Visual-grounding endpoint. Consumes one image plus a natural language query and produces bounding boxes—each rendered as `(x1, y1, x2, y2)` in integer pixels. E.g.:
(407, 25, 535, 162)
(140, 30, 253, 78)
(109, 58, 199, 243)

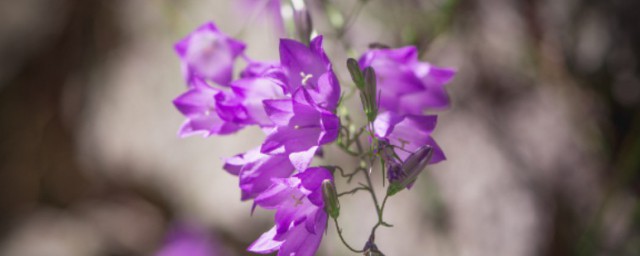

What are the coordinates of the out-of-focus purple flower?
(280, 36, 340, 110)
(173, 79, 242, 137)
(224, 147, 295, 200)
(358, 46, 455, 115)
(175, 21, 246, 86)
(261, 88, 340, 170)
(238, 0, 285, 36)
(155, 223, 220, 256)
(240, 61, 284, 80)
(373, 111, 445, 164)
(248, 167, 333, 256)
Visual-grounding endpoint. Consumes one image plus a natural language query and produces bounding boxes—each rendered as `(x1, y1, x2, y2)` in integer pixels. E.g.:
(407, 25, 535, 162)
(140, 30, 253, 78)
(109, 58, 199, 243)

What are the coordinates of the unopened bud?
(362, 67, 378, 122)
(387, 145, 433, 196)
(322, 179, 340, 219)
(347, 58, 364, 89)
(363, 67, 377, 99)
(364, 249, 385, 256)
(368, 42, 390, 49)
(363, 240, 385, 256)
(293, 1, 312, 45)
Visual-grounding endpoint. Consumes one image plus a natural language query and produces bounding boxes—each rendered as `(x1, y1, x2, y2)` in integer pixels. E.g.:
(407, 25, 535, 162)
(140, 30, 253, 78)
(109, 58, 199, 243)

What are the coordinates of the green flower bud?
(322, 179, 340, 219)
(347, 58, 364, 89)
(362, 67, 378, 122)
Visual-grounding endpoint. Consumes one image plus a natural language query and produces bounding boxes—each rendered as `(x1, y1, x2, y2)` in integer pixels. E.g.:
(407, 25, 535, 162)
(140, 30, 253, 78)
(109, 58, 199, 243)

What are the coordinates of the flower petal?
(288, 146, 317, 171)
(247, 226, 283, 254)
(263, 99, 294, 126)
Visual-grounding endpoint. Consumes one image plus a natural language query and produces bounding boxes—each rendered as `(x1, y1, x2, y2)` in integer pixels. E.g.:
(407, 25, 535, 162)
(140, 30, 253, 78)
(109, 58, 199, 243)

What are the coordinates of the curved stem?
(333, 218, 366, 253)
(333, 165, 360, 183)
(353, 129, 365, 153)
(361, 167, 381, 213)
(337, 143, 360, 157)
(360, 165, 393, 244)
(338, 186, 369, 197)
(380, 194, 389, 213)
(337, 125, 368, 157)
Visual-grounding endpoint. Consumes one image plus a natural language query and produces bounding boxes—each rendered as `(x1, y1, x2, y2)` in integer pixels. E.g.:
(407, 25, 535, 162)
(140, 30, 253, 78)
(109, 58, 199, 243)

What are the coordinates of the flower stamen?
(300, 72, 313, 86)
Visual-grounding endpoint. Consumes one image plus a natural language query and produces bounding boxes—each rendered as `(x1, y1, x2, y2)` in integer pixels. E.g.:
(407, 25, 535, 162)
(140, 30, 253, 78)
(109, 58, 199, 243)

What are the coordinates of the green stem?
(333, 218, 366, 253)
(338, 186, 369, 197)
(333, 165, 360, 183)
(362, 167, 381, 212)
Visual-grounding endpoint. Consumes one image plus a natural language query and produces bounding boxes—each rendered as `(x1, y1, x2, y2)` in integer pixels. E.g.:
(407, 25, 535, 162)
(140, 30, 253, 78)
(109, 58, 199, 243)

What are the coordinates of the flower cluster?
(172, 14, 455, 256)
(359, 47, 455, 194)
(173, 22, 339, 256)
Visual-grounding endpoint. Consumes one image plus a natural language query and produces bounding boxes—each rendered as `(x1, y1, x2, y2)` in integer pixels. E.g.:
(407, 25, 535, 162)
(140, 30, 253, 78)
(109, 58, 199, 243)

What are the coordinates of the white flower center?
(300, 72, 313, 86)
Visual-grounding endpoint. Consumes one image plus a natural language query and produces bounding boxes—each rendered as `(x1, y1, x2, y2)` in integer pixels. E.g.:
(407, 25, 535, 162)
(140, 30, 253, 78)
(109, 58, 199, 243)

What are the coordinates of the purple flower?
(280, 36, 340, 110)
(261, 88, 340, 170)
(174, 70, 287, 137)
(373, 111, 445, 164)
(173, 35, 340, 139)
(240, 61, 284, 80)
(155, 223, 221, 256)
(175, 21, 246, 86)
(224, 147, 295, 201)
(222, 76, 287, 127)
(173, 79, 242, 137)
(359, 46, 455, 115)
(248, 167, 333, 256)
(374, 111, 445, 192)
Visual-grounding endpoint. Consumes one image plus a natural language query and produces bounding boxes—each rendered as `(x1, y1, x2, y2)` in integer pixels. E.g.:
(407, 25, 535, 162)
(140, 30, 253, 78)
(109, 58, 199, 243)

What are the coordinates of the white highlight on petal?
(291, 0, 305, 11)
(281, 5, 293, 20)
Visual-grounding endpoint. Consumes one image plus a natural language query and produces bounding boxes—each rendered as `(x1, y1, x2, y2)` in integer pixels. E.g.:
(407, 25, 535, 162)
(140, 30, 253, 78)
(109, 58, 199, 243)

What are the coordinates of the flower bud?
(363, 67, 377, 100)
(368, 42, 390, 49)
(362, 67, 378, 122)
(293, 5, 313, 45)
(322, 179, 340, 219)
(347, 58, 364, 89)
(363, 240, 385, 256)
(387, 145, 433, 196)
(364, 249, 385, 256)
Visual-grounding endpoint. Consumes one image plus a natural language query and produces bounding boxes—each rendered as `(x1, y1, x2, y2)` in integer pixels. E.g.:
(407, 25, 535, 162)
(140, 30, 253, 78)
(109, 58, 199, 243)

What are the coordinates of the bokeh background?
(1, 0, 639, 255)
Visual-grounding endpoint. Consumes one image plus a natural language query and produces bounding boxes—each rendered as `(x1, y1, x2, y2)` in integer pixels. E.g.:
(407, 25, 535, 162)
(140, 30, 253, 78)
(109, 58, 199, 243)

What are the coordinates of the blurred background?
(0, 0, 639, 255)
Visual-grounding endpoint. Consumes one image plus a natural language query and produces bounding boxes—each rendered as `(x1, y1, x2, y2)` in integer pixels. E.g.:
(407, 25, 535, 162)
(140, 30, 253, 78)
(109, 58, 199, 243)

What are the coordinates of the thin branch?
(333, 218, 366, 253)
(334, 165, 361, 183)
(338, 186, 369, 197)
